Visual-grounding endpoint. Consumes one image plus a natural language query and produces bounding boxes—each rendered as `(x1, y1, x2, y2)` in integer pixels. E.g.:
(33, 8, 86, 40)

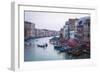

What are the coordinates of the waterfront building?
(24, 21, 35, 39)
(68, 18, 79, 39)
(77, 16, 90, 44)
(59, 28, 64, 39)
(35, 29, 59, 38)
(59, 16, 90, 46)
(63, 21, 69, 39)
(62, 18, 78, 39)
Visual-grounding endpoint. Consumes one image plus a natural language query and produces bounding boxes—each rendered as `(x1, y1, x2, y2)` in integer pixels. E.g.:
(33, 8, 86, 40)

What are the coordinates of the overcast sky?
(24, 11, 89, 31)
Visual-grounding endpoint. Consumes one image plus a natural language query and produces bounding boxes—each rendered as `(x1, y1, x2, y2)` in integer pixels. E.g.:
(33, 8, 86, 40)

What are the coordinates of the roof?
(78, 16, 90, 25)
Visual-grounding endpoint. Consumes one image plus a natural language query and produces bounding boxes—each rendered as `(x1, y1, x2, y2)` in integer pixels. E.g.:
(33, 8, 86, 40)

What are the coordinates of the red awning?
(67, 39, 79, 48)
(59, 39, 68, 45)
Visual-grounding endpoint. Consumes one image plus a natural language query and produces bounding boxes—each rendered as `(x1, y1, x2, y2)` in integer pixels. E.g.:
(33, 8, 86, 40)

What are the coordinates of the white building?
(69, 31, 75, 39)
(63, 21, 69, 39)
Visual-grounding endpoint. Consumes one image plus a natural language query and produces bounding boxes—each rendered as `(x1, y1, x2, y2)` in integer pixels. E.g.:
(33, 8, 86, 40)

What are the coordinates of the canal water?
(24, 36, 90, 61)
(24, 36, 73, 61)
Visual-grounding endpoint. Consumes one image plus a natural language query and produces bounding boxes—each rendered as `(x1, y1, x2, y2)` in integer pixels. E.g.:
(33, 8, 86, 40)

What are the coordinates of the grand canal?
(24, 36, 72, 61)
(24, 36, 90, 61)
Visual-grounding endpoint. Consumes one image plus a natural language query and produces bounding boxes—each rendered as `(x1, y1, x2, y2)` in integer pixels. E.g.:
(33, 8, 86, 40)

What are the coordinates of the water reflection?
(24, 37, 70, 61)
(24, 36, 90, 61)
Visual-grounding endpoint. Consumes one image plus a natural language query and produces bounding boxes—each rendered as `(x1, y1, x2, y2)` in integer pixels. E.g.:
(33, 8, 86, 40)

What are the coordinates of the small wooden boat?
(54, 45, 62, 50)
(67, 48, 73, 54)
(37, 43, 48, 48)
(59, 48, 67, 52)
(72, 49, 82, 56)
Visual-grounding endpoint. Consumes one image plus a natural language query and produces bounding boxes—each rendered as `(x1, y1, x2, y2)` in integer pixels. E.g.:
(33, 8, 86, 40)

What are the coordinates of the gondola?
(37, 43, 48, 48)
